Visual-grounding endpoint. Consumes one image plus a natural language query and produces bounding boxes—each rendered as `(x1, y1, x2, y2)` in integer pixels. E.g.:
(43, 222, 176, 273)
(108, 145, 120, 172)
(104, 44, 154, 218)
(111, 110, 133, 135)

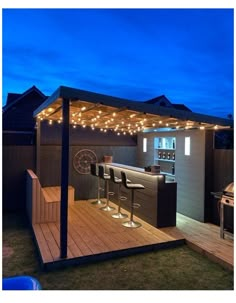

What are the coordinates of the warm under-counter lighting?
(47, 107, 54, 113)
(200, 126, 205, 130)
(81, 106, 86, 111)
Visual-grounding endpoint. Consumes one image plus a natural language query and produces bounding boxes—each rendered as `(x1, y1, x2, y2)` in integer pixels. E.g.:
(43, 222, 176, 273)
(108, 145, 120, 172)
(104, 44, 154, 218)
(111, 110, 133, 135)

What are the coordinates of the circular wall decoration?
(73, 149, 98, 174)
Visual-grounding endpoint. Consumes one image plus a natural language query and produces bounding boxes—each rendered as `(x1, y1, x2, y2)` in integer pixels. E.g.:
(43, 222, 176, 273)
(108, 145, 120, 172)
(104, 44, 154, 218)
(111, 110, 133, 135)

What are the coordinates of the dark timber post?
(60, 98, 70, 258)
(36, 119, 41, 179)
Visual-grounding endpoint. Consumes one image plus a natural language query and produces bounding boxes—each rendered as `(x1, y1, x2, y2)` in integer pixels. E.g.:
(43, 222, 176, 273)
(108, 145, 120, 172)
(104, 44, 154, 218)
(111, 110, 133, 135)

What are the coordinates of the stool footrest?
(120, 196, 128, 201)
(133, 203, 140, 208)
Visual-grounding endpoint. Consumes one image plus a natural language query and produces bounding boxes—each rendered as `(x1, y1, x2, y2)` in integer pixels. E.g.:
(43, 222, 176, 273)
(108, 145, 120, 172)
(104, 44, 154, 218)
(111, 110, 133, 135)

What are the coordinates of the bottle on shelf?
(172, 152, 175, 160)
(167, 152, 170, 160)
(171, 164, 175, 175)
(158, 139, 162, 148)
(162, 152, 166, 159)
(172, 139, 175, 149)
(158, 151, 162, 159)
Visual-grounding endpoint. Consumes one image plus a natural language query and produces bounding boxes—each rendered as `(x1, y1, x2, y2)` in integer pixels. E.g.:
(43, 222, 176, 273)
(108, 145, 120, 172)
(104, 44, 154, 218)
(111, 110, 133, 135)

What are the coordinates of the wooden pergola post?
(60, 98, 70, 258)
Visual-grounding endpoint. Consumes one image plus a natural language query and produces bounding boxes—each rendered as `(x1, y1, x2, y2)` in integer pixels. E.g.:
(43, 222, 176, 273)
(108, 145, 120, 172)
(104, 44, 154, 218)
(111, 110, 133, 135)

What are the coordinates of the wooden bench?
(26, 169, 75, 224)
(42, 186, 75, 205)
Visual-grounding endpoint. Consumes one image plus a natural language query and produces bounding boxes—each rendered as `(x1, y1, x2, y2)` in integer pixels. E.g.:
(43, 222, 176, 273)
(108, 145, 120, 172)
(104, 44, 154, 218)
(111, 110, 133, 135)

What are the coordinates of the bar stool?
(109, 168, 128, 219)
(90, 163, 105, 205)
(98, 165, 115, 212)
(121, 171, 145, 228)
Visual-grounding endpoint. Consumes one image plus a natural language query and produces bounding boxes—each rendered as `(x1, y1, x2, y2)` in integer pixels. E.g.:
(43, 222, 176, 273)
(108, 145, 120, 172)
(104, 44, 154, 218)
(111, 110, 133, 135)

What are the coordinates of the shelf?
(156, 158, 175, 163)
(155, 148, 175, 151)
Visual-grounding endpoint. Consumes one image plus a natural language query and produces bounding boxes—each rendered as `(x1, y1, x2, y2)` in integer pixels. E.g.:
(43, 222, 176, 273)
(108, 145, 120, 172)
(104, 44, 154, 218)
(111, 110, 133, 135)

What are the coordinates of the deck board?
(32, 200, 233, 270)
(161, 213, 234, 271)
(32, 200, 183, 269)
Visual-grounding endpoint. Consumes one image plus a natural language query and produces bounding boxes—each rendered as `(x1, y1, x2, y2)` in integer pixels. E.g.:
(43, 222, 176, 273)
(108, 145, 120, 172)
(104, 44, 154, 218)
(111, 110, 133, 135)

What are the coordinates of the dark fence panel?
(2, 146, 35, 211)
(210, 149, 234, 229)
(40, 145, 137, 200)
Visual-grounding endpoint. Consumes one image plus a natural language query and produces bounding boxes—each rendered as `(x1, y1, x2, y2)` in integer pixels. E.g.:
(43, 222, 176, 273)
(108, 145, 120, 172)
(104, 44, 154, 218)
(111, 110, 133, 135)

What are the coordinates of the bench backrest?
(26, 169, 60, 224)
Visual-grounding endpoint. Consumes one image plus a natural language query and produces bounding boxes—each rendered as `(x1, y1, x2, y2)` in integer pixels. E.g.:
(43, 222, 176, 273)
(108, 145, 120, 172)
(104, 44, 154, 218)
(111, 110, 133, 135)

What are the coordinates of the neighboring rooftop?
(145, 95, 192, 112)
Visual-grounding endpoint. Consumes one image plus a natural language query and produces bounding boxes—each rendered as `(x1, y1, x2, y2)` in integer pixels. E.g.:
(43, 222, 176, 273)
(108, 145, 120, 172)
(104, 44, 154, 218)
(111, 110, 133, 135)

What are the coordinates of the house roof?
(3, 86, 48, 131)
(6, 93, 22, 105)
(145, 95, 192, 112)
(172, 104, 192, 112)
(3, 85, 47, 113)
(144, 95, 172, 106)
(33, 85, 233, 133)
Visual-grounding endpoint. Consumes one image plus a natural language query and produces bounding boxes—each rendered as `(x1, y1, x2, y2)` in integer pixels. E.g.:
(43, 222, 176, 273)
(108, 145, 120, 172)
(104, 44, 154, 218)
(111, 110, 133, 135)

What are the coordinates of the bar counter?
(105, 163, 177, 227)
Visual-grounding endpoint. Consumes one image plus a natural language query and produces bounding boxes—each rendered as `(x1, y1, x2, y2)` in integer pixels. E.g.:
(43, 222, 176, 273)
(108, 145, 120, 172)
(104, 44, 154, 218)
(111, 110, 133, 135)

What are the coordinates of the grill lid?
(223, 182, 234, 197)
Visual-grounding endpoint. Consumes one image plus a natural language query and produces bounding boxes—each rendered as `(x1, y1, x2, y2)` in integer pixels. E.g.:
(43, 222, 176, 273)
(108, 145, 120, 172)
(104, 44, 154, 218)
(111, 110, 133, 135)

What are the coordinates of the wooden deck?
(32, 200, 234, 271)
(162, 213, 234, 271)
(32, 200, 184, 269)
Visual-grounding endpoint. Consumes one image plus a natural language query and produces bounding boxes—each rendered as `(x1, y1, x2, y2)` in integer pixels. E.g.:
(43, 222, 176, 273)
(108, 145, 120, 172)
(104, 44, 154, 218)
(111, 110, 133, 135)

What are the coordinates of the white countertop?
(105, 162, 163, 176)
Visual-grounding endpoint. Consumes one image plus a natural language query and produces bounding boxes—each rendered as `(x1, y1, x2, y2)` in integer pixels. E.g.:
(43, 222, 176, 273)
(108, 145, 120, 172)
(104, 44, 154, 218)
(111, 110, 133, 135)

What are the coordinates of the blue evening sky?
(2, 8, 234, 118)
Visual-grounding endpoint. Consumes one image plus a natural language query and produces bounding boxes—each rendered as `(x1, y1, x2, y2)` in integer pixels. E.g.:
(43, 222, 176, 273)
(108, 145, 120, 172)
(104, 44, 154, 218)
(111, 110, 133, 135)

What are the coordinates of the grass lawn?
(2, 212, 234, 290)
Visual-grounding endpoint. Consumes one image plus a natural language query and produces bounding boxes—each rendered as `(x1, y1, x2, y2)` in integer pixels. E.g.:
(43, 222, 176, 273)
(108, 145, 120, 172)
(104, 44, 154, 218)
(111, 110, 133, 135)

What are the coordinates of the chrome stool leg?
(122, 189, 141, 228)
(100, 180, 115, 212)
(112, 184, 128, 219)
(91, 177, 105, 205)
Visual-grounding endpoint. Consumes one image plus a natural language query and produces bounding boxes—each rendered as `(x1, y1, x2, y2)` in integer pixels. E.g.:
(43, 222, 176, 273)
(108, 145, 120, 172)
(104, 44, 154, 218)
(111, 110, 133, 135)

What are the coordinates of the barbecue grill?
(211, 182, 234, 239)
(221, 182, 234, 206)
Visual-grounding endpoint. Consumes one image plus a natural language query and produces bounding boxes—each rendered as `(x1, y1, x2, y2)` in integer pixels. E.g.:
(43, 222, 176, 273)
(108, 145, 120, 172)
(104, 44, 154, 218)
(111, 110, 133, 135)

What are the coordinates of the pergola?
(33, 85, 233, 258)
